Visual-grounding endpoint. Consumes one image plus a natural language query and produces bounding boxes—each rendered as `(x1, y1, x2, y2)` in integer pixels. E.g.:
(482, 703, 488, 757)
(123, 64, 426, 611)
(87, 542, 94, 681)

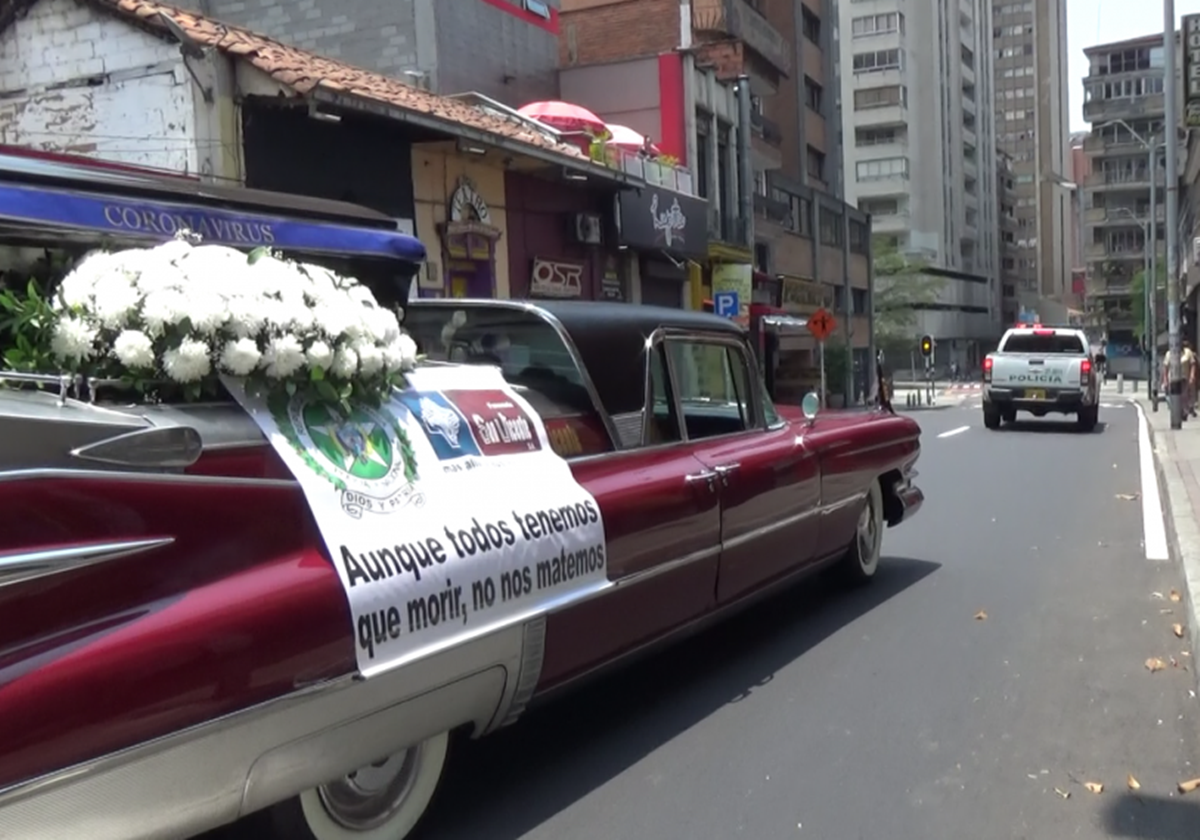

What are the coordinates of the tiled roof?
(74, 0, 590, 162)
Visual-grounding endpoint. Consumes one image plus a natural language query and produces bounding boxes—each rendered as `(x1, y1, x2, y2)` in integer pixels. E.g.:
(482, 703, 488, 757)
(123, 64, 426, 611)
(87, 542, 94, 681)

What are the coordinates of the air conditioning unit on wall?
(573, 213, 603, 245)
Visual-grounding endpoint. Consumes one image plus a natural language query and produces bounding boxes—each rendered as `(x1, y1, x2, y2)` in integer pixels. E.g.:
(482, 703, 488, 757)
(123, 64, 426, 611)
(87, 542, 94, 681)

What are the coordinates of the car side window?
(646, 344, 684, 445)
(665, 340, 755, 440)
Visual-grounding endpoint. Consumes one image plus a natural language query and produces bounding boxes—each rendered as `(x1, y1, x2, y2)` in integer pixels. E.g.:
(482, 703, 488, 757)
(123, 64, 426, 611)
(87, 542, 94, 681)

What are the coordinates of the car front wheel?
(270, 731, 450, 840)
(840, 479, 883, 585)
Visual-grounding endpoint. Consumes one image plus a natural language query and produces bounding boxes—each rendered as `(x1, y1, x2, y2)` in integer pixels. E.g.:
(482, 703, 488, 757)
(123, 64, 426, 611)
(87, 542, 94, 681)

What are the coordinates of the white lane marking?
(938, 425, 970, 439)
(1134, 400, 1170, 561)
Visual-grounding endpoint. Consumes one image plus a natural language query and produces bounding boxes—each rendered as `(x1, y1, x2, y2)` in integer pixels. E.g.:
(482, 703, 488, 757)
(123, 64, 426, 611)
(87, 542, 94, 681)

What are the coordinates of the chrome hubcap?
(857, 496, 878, 566)
(317, 745, 424, 831)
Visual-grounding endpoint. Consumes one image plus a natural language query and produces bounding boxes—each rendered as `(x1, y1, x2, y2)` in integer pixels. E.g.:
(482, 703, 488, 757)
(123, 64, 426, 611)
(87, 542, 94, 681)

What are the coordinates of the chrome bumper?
(0, 619, 545, 840)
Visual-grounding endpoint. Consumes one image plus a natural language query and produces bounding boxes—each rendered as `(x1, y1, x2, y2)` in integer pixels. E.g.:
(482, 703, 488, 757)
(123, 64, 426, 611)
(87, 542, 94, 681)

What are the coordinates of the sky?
(1067, 0, 1200, 131)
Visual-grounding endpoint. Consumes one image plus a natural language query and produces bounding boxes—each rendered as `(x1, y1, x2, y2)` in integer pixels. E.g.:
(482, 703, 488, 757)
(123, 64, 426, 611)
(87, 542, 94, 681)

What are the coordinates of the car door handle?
(685, 469, 719, 487)
(712, 463, 740, 485)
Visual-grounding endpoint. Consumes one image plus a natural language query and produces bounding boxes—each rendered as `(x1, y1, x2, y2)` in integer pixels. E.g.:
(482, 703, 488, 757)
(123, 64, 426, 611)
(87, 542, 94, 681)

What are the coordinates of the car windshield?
(1001, 333, 1086, 354)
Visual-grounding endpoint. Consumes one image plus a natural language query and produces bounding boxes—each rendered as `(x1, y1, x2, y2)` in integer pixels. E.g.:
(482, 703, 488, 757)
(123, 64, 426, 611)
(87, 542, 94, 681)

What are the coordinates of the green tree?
(871, 237, 946, 362)
(1130, 261, 1165, 343)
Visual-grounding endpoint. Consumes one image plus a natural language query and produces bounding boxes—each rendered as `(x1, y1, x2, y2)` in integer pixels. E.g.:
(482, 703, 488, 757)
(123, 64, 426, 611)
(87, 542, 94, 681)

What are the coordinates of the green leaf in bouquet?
(310, 365, 325, 381)
(247, 246, 271, 265)
(185, 381, 203, 402)
(177, 316, 194, 335)
(338, 382, 353, 401)
(316, 379, 339, 403)
(286, 380, 298, 397)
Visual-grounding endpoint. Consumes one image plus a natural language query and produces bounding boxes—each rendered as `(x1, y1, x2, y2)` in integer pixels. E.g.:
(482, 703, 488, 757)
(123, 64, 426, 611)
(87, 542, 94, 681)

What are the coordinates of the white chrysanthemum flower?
(263, 334, 306, 379)
(306, 340, 335, 370)
(225, 296, 266, 339)
(346, 283, 375, 306)
(50, 316, 98, 362)
(219, 337, 262, 376)
(112, 329, 155, 369)
(91, 274, 142, 330)
(162, 338, 212, 383)
(188, 292, 229, 335)
(356, 342, 384, 376)
(148, 239, 193, 264)
(364, 306, 401, 344)
(141, 290, 191, 337)
(317, 303, 358, 341)
(331, 346, 359, 379)
(382, 333, 418, 373)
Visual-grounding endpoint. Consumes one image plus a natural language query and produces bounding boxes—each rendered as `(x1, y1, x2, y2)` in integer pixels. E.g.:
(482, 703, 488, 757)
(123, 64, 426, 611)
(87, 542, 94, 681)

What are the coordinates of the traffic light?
(920, 335, 934, 358)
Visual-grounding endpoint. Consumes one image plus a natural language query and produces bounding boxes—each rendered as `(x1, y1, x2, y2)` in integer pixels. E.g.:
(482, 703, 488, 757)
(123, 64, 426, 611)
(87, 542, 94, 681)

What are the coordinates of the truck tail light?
(983, 356, 993, 383)
(1081, 358, 1092, 383)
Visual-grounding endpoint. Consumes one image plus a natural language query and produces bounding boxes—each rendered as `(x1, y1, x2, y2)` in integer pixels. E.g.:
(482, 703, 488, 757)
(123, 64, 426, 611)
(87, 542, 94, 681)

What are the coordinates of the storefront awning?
(0, 181, 427, 262)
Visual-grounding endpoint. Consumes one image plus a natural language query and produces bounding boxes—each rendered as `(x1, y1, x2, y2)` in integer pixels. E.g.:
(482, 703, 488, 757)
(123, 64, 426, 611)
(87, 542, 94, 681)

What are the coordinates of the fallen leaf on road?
(1162, 608, 1175, 614)
(1084, 781, 1104, 794)
(1127, 774, 1141, 791)
(1054, 788, 1071, 799)
(1146, 657, 1167, 672)
(1116, 493, 1140, 501)
(1171, 589, 1183, 602)
(1153, 591, 1166, 600)
(1174, 624, 1185, 638)
(975, 610, 988, 621)
(1179, 778, 1200, 794)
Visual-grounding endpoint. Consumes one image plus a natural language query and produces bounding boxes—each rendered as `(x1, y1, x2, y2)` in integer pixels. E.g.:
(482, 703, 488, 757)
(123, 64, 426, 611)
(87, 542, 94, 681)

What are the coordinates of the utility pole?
(1165, 0, 1183, 428)
(1150, 139, 1159, 409)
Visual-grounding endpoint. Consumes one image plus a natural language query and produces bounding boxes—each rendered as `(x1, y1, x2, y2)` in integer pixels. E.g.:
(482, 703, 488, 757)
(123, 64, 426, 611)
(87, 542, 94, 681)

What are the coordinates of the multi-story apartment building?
(187, 0, 563, 107)
(838, 0, 1000, 360)
(992, 0, 1071, 318)
(997, 150, 1020, 324)
(558, 0, 872, 369)
(1081, 33, 1175, 376)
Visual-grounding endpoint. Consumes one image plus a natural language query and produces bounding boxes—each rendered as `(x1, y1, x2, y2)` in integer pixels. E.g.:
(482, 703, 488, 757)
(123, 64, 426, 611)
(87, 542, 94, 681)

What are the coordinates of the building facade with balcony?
(559, 0, 869, 336)
(992, 0, 1072, 317)
(1080, 33, 1182, 374)
(997, 150, 1020, 324)
(838, 0, 1001, 352)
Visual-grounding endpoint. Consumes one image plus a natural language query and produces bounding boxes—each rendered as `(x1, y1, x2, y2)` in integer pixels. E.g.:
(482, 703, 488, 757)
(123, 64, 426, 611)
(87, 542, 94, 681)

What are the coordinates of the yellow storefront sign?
(711, 263, 752, 319)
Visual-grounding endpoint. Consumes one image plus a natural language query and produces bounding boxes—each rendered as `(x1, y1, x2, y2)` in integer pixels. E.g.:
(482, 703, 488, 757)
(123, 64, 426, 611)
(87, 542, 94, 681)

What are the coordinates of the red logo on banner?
(443, 390, 543, 456)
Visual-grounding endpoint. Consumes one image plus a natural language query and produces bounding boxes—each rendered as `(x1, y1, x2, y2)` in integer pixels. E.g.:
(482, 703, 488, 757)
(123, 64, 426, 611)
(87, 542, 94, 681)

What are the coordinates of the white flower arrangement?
(26, 234, 419, 404)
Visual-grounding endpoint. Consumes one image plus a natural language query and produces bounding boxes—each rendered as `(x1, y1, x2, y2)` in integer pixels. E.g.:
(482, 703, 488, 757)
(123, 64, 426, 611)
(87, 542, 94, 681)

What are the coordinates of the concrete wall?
(559, 56, 662, 145)
(0, 0, 199, 173)
(195, 0, 559, 106)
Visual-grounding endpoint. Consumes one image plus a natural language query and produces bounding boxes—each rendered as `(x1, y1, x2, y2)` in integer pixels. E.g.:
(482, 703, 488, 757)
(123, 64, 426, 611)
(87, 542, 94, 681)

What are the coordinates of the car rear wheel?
(839, 479, 883, 585)
(983, 405, 1001, 429)
(269, 731, 450, 840)
(1077, 405, 1098, 432)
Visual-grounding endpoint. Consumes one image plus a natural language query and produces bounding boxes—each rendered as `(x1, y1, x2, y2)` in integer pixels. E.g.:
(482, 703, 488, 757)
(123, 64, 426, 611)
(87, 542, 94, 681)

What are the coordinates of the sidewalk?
(1124, 386, 1200, 674)
(890, 383, 962, 412)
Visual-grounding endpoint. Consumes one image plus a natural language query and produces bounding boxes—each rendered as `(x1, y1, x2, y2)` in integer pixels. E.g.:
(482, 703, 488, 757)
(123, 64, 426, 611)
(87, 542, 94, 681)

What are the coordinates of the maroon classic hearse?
(0, 297, 923, 840)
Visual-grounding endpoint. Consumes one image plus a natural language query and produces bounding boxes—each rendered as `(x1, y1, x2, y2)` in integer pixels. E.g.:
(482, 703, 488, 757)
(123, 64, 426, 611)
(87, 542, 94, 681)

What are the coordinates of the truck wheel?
(1001, 408, 1016, 424)
(1077, 406, 1098, 432)
(983, 405, 1001, 429)
(269, 732, 450, 840)
(839, 479, 883, 586)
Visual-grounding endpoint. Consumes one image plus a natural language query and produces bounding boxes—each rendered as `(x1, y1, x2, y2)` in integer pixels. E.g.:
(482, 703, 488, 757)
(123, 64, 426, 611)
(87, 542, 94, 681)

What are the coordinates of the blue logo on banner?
(714, 291, 739, 318)
(394, 391, 481, 461)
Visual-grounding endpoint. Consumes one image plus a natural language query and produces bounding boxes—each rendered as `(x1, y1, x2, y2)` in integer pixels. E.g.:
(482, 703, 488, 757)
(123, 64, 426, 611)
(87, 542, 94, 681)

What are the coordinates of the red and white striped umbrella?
(516, 101, 606, 135)
(605, 124, 661, 154)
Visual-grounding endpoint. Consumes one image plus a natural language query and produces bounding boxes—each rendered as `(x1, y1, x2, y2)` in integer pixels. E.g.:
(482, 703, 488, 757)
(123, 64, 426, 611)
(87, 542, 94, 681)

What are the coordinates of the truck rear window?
(1001, 334, 1086, 354)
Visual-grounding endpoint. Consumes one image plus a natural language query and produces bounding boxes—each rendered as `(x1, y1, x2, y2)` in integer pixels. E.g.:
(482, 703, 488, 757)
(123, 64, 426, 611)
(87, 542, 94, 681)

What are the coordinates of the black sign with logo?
(616, 186, 708, 262)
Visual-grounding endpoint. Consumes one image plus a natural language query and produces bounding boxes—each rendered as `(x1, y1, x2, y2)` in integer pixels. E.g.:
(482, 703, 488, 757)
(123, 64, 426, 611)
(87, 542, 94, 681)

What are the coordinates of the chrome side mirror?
(801, 392, 820, 423)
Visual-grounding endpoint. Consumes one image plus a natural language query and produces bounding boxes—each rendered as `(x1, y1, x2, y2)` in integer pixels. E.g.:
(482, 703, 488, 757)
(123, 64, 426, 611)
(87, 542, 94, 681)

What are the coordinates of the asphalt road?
(215, 398, 1200, 840)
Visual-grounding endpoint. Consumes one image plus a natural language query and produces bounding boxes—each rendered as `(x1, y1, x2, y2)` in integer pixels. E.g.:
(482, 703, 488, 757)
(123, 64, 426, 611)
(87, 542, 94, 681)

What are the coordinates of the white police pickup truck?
(981, 326, 1100, 431)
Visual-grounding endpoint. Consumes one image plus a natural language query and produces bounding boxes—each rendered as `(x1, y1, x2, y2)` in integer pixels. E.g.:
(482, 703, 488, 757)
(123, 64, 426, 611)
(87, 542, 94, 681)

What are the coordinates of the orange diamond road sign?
(807, 307, 836, 342)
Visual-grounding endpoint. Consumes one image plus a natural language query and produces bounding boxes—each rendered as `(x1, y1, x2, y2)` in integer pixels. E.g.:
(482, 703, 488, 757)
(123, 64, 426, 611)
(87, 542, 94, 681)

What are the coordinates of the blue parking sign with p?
(714, 291, 739, 319)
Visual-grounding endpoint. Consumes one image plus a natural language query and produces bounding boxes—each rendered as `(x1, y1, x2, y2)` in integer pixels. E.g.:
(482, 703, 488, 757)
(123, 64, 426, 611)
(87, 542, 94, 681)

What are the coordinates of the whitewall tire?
(271, 731, 450, 840)
(840, 480, 883, 585)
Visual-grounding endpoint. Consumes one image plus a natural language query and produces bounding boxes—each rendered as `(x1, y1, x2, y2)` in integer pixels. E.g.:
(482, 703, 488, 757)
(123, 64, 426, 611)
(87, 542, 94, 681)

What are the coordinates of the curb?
(1138, 404, 1200, 681)
(896, 404, 955, 413)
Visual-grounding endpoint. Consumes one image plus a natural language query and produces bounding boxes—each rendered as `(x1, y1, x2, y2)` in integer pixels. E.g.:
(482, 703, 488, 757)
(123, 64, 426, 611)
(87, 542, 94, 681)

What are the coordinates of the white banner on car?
(226, 365, 609, 677)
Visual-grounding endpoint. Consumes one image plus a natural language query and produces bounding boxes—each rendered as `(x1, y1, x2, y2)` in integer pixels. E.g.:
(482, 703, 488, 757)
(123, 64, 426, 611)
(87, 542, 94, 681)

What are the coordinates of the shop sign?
(1185, 15, 1200, 127)
(600, 255, 625, 301)
(531, 257, 585, 298)
(780, 277, 826, 315)
(616, 186, 709, 262)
